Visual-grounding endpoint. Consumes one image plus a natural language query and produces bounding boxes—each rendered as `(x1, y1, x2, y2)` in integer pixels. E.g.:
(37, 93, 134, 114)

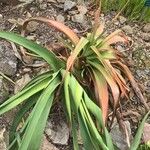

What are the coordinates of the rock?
(47, 0, 57, 3)
(114, 21, 119, 26)
(1, 0, 34, 5)
(18, 0, 34, 2)
(72, 13, 86, 24)
(39, 3, 47, 10)
(0, 0, 18, 5)
(57, 0, 65, 3)
(36, 0, 44, 3)
(122, 25, 133, 34)
(41, 136, 58, 150)
(56, 14, 65, 23)
(142, 123, 150, 144)
(64, 0, 76, 12)
(8, 18, 24, 26)
(14, 74, 31, 94)
(45, 119, 69, 145)
(0, 77, 9, 104)
(0, 128, 6, 150)
(0, 41, 17, 76)
(26, 21, 39, 32)
(136, 69, 149, 79)
(118, 16, 127, 24)
(143, 23, 150, 33)
(0, 14, 3, 21)
(116, 45, 127, 57)
(68, 10, 78, 15)
(77, 5, 88, 15)
(116, 45, 125, 52)
(141, 33, 150, 42)
(110, 121, 132, 150)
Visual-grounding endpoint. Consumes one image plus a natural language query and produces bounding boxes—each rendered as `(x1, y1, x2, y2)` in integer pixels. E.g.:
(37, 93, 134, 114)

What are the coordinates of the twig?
(112, 0, 130, 22)
(0, 71, 15, 85)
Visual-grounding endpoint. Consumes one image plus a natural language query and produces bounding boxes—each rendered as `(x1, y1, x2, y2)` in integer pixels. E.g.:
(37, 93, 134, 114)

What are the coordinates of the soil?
(0, 0, 150, 150)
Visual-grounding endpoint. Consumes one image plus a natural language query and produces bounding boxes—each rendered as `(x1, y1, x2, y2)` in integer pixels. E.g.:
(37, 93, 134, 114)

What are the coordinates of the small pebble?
(143, 23, 150, 33)
(56, 14, 65, 23)
(122, 25, 133, 34)
(64, 0, 76, 12)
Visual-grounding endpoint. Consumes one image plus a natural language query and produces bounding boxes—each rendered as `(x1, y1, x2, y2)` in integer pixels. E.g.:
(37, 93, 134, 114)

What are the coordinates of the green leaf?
(69, 75, 108, 150)
(83, 92, 104, 129)
(78, 111, 95, 150)
(25, 71, 52, 88)
(64, 71, 72, 123)
(69, 75, 83, 111)
(104, 128, 115, 150)
(130, 111, 150, 150)
(84, 92, 114, 149)
(68, 75, 96, 149)
(72, 115, 80, 150)
(0, 32, 64, 71)
(81, 100, 108, 150)
(0, 77, 51, 115)
(19, 72, 61, 150)
(9, 93, 41, 150)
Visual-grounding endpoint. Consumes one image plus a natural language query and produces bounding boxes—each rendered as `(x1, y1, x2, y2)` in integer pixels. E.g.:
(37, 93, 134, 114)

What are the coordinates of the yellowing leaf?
(93, 70, 109, 124)
(103, 30, 128, 46)
(67, 37, 88, 71)
(95, 22, 105, 39)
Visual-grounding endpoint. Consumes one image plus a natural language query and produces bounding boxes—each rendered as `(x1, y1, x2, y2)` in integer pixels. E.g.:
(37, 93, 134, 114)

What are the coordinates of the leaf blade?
(0, 32, 64, 71)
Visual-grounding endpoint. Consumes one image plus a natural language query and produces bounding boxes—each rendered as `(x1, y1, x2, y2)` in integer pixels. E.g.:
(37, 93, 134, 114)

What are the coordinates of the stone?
(41, 136, 58, 150)
(0, 14, 3, 21)
(8, 18, 24, 26)
(45, 119, 69, 145)
(68, 10, 78, 15)
(57, 0, 65, 3)
(114, 21, 119, 26)
(72, 13, 86, 24)
(122, 25, 133, 34)
(56, 14, 65, 23)
(0, 41, 17, 76)
(39, 3, 47, 10)
(18, 0, 34, 3)
(118, 16, 127, 24)
(47, 0, 57, 3)
(0, 128, 6, 150)
(14, 74, 31, 94)
(36, 0, 44, 3)
(136, 69, 148, 79)
(0, 77, 9, 104)
(116, 45, 125, 52)
(2, 0, 34, 5)
(143, 23, 150, 33)
(77, 5, 88, 15)
(142, 123, 150, 144)
(0, 0, 18, 5)
(110, 121, 132, 150)
(26, 21, 39, 32)
(141, 33, 150, 42)
(64, 0, 76, 12)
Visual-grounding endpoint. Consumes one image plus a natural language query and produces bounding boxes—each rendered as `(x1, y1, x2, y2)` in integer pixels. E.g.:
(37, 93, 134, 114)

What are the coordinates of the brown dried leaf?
(22, 17, 80, 45)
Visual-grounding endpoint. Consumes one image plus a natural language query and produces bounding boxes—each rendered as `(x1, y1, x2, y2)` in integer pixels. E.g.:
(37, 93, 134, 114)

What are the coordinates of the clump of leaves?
(101, 0, 150, 22)
(0, 10, 149, 150)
